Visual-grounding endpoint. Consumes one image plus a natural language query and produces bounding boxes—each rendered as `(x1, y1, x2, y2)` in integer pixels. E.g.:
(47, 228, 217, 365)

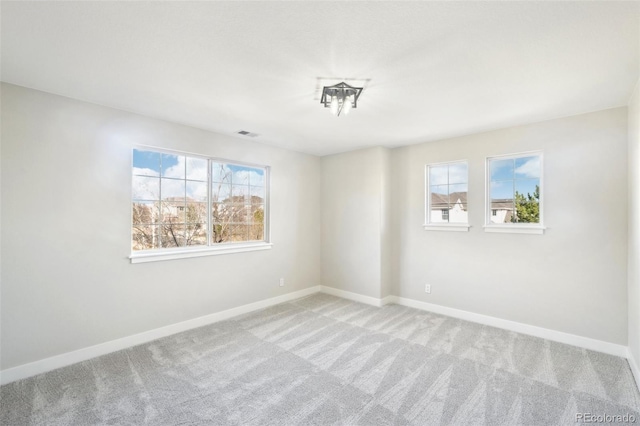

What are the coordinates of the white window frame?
(424, 160, 470, 232)
(484, 150, 545, 235)
(130, 146, 271, 263)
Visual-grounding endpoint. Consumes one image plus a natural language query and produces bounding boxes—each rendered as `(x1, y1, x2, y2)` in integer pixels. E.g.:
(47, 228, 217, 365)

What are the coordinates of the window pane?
(161, 201, 185, 225)
(133, 150, 160, 176)
(212, 162, 232, 183)
(430, 203, 448, 223)
(430, 192, 448, 209)
(187, 181, 207, 202)
(250, 222, 264, 241)
(448, 184, 467, 205)
(230, 224, 250, 242)
(132, 176, 159, 200)
(231, 206, 251, 223)
(161, 223, 187, 247)
(490, 158, 514, 181)
(449, 204, 468, 223)
(161, 178, 185, 200)
(430, 184, 448, 196)
(490, 201, 514, 223)
(490, 180, 513, 201)
(250, 186, 265, 201)
(230, 168, 250, 186)
(515, 155, 541, 179)
(211, 202, 230, 223)
(448, 163, 468, 185)
(429, 165, 448, 185)
(132, 201, 158, 225)
(132, 225, 159, 250)
(252, 204, 265, 226)
(185, 202, 207, 224)
(161, 223, 206, 247)
(223, 225, 237, 242)
(513, 201, 540, 224)
(162, 153, 184, 178)
(211, 222, 231, 243)
(514, 177, 540, 224)
(515, 179, 540, 200)
(184, 223, 207, 246)
(232, 185, 250, 203)
(247, 168, 265, 187)
(229, 165, 264, 187)
(186, 157, 208, 181)
(211, 183, 231, 202)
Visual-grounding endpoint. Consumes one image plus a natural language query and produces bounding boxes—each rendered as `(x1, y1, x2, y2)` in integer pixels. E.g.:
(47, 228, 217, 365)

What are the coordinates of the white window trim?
(423, 224, 471, 232)
(485, 150, 544, 235)
(130, 242, 273, 263)
(130, 146, 271, 262)
(424, 160, 469, 232)
(483, 225, 545, 235)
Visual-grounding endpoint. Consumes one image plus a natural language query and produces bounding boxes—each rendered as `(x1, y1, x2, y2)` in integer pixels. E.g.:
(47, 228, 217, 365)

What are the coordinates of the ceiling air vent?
(237, 130, 259, 137)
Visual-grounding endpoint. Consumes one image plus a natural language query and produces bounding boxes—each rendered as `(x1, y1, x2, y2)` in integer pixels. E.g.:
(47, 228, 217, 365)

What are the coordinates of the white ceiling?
(2, 1, 638, 156)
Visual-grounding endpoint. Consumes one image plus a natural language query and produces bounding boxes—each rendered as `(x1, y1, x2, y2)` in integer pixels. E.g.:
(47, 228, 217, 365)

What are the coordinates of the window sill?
(483, 225, 545, 235)
(423, 224, 470, 232)
(130, 242, 273, 264)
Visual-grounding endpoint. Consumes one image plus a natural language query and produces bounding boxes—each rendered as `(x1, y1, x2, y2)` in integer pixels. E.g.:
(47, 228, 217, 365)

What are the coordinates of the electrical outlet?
(279, 278, 285, 287)
(425, 284, 431, 294)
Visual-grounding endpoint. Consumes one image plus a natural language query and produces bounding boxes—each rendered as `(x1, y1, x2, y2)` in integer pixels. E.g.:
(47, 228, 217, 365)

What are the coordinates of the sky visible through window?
(429, 162, 468, 195)
(133, 151, 264, 178)
(490, 155, 540, 200)
(133, 150, 265, 201)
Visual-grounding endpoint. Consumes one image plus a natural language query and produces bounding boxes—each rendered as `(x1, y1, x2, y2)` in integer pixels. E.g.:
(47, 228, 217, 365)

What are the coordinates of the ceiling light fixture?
(320, 82, 363, 117)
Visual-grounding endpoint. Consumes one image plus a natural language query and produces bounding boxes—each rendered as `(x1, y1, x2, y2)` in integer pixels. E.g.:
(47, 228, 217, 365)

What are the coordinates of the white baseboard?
(0, 286, 321, 385)
(380, 295, 395, 306)
(319, 286, 385, 307)
(628, 350, 640, 391)
(388, 296, 628, 358)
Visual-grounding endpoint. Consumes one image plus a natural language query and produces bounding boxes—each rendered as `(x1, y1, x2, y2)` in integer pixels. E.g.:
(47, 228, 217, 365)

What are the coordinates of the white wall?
(0, 84, 322, 370)
(629, 81, 640, 371)
(321, 147, 391, 299)
(391, 108, 629, 344)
